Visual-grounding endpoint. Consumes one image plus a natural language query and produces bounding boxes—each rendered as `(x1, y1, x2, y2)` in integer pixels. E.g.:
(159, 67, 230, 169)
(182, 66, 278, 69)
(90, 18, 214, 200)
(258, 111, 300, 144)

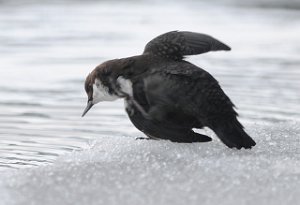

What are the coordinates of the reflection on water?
(0, 0, 300, 170)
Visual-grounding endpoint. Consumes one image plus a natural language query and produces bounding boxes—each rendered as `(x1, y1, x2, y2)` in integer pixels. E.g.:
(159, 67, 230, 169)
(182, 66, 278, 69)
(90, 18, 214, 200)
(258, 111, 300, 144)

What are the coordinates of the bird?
(82, 31, 256, 149)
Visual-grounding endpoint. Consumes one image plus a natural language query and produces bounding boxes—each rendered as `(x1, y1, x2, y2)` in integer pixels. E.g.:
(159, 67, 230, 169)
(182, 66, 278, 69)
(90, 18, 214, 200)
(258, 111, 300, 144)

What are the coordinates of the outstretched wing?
(143, 31, 231, 60)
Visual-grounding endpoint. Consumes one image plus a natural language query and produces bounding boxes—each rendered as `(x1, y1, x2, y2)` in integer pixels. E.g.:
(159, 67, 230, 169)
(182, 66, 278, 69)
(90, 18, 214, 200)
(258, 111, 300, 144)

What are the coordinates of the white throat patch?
(92, 77, 133, 104)
(92, 79, 118, 104)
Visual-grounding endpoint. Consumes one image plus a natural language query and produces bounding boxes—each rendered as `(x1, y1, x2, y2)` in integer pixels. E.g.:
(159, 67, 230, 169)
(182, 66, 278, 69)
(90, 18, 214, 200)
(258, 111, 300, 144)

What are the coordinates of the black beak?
(82, 101, 94, 117)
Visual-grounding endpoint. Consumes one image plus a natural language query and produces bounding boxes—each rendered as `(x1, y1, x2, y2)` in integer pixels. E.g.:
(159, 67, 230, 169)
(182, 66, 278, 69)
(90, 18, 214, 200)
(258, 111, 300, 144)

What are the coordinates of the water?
(0, 0, 299, 170)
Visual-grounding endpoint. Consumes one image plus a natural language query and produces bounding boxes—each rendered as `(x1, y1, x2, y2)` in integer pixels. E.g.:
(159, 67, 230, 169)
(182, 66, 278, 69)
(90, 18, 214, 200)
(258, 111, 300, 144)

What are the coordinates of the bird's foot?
(135, 137, 152, 140)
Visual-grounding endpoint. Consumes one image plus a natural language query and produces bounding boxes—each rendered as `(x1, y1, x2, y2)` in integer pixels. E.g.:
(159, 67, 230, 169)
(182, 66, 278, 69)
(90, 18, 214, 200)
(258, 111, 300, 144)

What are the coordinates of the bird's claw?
(135, 137, 151, 140)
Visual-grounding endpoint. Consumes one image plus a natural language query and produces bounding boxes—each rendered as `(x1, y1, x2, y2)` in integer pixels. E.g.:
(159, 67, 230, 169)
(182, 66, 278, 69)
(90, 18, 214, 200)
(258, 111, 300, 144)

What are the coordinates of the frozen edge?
(0, 122, 299, 205)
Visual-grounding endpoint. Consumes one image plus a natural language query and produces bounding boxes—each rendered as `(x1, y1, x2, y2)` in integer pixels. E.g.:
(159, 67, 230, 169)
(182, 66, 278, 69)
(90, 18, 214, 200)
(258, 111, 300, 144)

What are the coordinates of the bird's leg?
(136, 134, 158, 141)
(135, 137, 151, 140)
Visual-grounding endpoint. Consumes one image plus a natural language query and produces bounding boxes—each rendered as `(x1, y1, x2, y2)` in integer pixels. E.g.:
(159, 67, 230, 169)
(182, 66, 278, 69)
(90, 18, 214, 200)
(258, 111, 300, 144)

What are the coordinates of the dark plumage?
(82, 31, 256, 149)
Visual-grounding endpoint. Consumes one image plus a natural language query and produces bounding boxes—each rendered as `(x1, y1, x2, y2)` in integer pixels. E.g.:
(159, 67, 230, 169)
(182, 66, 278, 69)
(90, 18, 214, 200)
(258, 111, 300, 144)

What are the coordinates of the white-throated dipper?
(82, 31, 256, 149)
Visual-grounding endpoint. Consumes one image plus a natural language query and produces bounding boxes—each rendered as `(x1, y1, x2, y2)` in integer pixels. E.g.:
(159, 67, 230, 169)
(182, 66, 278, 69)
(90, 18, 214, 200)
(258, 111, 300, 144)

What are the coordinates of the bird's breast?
(117, 76, 133, 96)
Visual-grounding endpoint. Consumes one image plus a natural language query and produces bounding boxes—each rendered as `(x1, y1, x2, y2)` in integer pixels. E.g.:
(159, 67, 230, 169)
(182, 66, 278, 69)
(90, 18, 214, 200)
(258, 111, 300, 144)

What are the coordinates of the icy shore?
(0, 122, 299, 205)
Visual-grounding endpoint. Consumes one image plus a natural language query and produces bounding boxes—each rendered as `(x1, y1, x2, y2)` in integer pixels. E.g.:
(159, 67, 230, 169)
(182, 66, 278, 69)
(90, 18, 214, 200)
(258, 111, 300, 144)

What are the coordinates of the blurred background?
(0, 0, 299, 170)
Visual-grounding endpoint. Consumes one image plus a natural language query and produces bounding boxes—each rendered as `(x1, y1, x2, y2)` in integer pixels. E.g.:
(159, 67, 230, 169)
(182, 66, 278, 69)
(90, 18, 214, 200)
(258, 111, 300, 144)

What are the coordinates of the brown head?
(82, 58, 134, 117)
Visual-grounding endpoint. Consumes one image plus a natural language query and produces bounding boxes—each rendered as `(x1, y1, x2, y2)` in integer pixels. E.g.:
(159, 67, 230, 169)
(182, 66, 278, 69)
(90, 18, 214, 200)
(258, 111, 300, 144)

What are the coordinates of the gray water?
(0, 0, 300, 171)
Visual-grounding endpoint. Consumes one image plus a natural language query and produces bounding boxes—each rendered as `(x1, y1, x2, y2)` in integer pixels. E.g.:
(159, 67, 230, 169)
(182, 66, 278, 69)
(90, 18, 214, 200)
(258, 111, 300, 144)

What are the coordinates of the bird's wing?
(143, 62, 237, 121)
(143, 31, 231, 60)
(144, 64, 257, 149)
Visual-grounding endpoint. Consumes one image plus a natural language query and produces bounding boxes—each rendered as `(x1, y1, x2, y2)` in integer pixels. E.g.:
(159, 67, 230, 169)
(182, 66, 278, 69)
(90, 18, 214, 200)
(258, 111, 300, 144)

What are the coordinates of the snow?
(0, 122, 299, 205)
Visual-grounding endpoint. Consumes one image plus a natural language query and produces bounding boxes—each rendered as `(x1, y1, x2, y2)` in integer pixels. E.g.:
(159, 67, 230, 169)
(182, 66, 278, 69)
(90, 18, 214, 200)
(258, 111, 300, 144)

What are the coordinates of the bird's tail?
(210, 118, 256, 149)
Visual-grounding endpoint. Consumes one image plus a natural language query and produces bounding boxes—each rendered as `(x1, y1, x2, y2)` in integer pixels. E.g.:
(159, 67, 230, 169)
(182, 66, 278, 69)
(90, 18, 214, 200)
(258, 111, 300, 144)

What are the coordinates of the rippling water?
(0, 0, 300, 171)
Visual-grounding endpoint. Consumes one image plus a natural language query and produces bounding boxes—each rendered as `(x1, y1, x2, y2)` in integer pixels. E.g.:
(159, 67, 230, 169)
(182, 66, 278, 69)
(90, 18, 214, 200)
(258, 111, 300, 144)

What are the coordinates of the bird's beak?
(82, 101, 94, 117)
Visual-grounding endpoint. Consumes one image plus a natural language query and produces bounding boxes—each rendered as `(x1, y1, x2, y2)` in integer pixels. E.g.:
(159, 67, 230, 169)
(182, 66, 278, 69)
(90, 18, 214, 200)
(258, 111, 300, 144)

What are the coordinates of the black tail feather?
(210, 118, 256, 149)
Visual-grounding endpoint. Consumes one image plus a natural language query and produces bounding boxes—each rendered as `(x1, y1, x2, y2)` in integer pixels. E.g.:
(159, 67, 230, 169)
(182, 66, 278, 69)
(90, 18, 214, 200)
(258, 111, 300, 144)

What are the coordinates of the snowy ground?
(0, 122, 299, 205)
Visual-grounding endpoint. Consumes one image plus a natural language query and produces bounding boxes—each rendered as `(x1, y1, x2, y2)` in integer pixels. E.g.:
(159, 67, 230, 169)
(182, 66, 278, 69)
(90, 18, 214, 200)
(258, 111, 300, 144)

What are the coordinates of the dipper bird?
(82, 31, 256, 149)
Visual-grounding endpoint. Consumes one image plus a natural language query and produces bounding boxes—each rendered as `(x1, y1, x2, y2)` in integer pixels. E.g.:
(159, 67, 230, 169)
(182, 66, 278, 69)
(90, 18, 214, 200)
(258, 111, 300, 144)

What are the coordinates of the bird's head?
(81, 61, 120, 117)
(82, 58, 134, 117)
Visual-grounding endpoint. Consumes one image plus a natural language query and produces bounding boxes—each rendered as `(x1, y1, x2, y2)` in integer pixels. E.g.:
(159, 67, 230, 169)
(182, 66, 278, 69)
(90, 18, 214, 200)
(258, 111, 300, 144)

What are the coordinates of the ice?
(0, 122, 299, 205)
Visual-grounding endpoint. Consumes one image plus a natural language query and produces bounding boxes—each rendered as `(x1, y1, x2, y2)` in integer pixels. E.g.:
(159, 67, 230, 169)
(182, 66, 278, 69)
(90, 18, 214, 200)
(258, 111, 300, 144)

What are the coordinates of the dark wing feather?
(143, 31, 231, 60)
(143, 62, 237, 122)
